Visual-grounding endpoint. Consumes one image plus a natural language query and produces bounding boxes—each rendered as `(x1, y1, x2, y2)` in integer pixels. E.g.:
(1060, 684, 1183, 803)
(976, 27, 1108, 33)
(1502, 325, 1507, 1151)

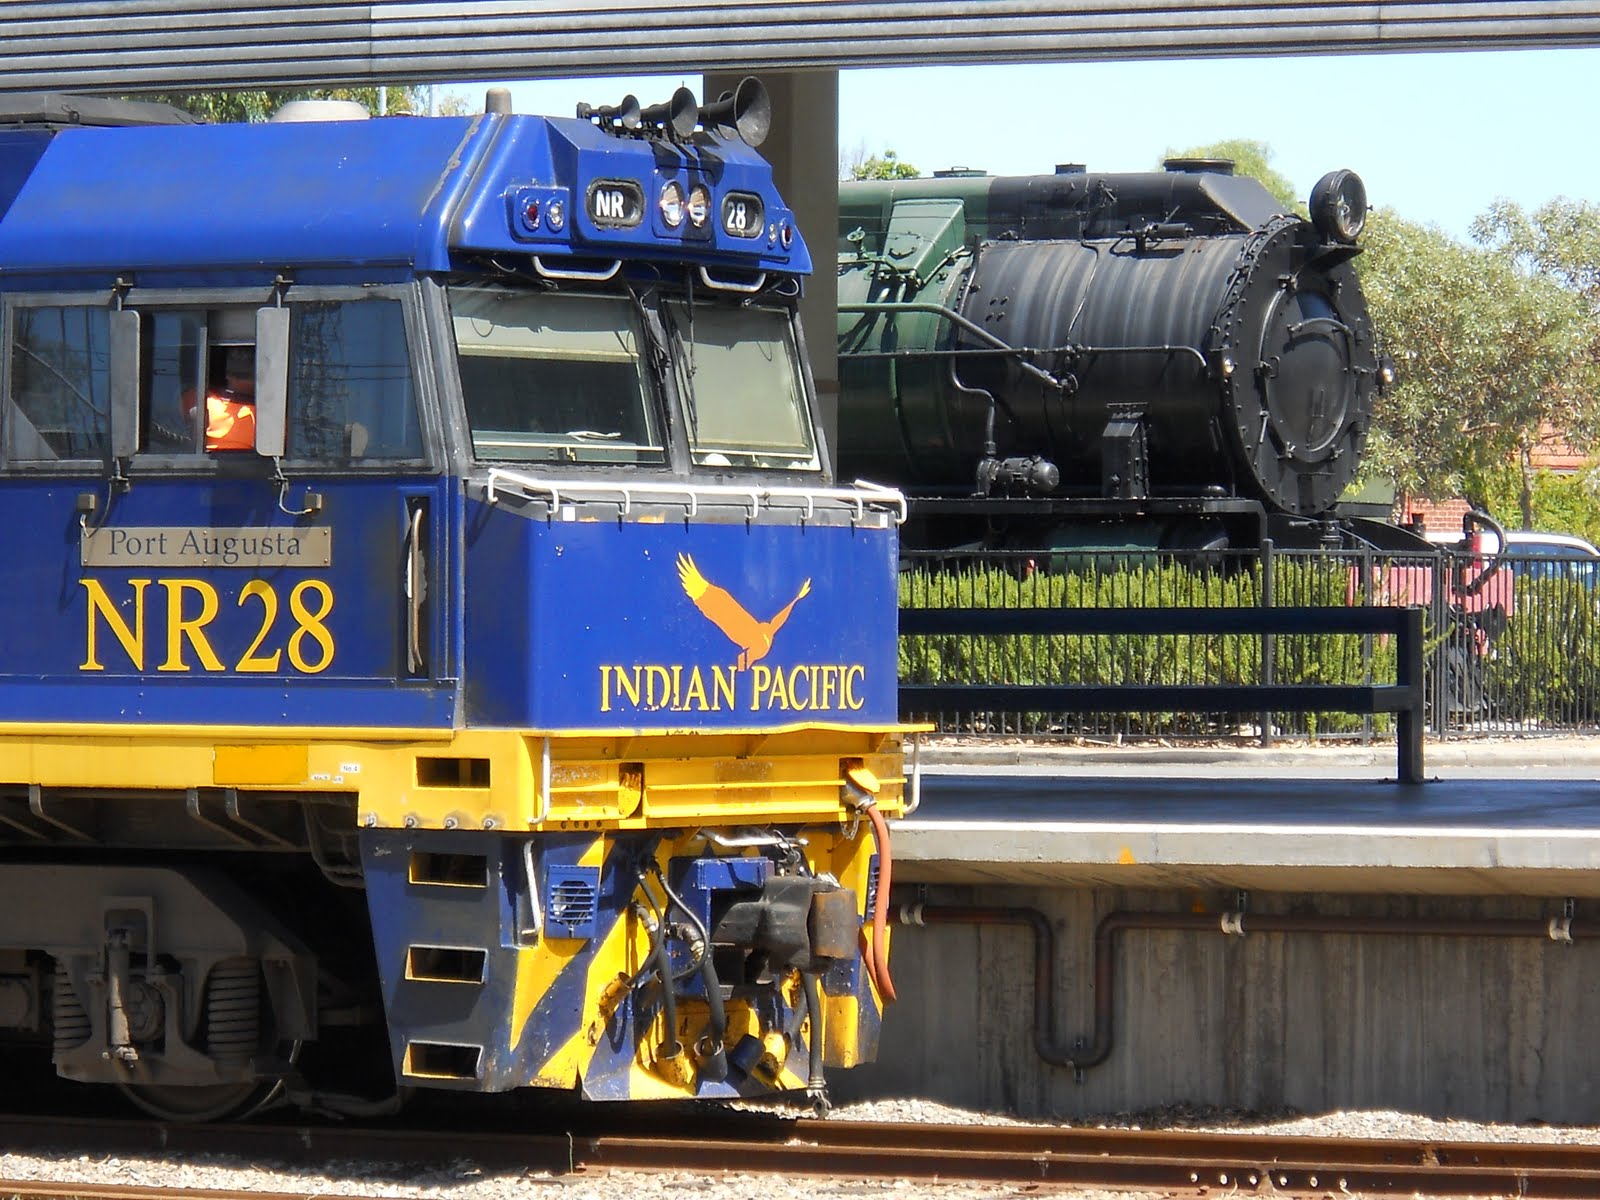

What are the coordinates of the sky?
(482, 46, 1599, 244)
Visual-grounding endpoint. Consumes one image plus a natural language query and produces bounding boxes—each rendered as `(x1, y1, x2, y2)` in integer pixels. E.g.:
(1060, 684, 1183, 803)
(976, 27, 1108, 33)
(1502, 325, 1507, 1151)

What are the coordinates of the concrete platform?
(836, 738, 1600, 1123)
(896, 738, 1600, 894)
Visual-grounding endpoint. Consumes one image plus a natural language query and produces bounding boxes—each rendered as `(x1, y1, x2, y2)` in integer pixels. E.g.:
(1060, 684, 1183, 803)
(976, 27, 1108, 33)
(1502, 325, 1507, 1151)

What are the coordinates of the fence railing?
(898, 541, 1600, 742)
(901, 603, 1426, 778)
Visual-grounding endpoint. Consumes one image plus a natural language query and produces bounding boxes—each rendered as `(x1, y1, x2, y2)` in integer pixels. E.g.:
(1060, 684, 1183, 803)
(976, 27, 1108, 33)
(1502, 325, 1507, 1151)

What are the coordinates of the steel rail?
(0, 1186, 334, 1200)
(2, 1111, 1600, 1198)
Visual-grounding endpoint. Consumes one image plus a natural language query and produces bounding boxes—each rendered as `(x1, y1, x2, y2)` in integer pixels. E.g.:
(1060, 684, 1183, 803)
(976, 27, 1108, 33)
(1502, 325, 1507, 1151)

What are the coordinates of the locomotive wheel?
(118, 1077, 282, 1123)
(118, 959, 294, 1123)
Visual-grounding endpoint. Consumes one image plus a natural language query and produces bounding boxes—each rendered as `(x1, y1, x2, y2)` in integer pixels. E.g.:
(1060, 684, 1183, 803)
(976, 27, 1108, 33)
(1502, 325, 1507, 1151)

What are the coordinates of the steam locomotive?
(835, 160, 1408, 553)
(0, 86, 907, 1120)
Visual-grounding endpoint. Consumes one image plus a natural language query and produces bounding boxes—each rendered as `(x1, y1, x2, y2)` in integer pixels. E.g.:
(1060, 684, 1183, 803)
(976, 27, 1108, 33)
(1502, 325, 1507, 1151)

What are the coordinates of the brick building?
(1400, 424, 1590, 541)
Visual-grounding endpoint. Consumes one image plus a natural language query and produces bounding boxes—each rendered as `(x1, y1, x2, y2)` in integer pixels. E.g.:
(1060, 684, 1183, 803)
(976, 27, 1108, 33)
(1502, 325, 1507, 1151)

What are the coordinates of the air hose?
(863, 800, 898, 1004)
(696, 947, 729, 1082)
(801, 969, 827, 1106)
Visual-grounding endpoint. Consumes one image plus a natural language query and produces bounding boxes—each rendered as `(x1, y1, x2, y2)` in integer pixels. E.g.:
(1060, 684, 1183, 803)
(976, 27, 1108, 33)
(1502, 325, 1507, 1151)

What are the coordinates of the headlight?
(687, 184, 711, 229)
(659, 181, 685, 229)
(1310, 169, 1368, 244)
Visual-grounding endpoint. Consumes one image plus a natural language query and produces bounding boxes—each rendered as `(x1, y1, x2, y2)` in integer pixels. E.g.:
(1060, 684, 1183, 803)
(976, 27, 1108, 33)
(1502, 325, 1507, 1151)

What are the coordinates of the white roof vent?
(270, 99, 370, 123)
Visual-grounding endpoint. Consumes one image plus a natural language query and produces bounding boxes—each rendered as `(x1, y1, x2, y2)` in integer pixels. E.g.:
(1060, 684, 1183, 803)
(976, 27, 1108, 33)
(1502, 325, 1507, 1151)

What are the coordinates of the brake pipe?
(899, 904, 1600, 1075)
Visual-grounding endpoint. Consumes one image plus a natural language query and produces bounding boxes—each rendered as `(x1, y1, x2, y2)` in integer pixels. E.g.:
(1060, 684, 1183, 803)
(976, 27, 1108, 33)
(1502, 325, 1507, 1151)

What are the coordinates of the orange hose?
(864, 802, 898, 1004)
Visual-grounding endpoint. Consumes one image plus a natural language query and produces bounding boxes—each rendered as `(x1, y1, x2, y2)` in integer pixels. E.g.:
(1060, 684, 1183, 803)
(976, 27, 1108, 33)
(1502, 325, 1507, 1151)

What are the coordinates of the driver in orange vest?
(183, 345, 257, 452)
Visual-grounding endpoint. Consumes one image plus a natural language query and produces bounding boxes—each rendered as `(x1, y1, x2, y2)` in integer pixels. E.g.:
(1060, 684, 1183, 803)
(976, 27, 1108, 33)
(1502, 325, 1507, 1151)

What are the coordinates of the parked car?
(1487, 530, 1600, 586)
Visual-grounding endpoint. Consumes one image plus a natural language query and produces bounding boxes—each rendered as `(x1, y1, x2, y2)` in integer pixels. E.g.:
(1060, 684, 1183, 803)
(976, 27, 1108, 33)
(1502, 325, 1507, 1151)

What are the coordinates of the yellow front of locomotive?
(356, 711, 910, 1102)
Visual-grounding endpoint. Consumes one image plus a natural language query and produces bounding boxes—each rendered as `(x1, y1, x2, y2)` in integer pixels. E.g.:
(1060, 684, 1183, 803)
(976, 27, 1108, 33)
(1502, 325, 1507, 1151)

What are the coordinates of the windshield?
(451, 288, 664, 465)
(664, 301, 817, 470)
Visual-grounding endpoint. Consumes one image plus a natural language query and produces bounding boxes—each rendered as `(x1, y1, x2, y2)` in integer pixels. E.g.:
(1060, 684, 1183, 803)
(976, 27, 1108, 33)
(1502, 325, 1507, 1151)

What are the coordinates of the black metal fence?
(898, 542, 1600, 741)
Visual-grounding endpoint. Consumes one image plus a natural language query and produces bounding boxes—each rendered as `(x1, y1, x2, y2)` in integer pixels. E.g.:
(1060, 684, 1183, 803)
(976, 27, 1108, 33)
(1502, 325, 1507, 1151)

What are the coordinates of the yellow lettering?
(819, 665, 840, 709)
(787, 665, 811, 710)
(768, 665, 791, 710)
(615, 666, 642, 708)
(682, 666, 708, 711)
(80, 578, 150, 671)
(843, 665, 865, 710)
(287, 579, 335, 674)
(234, 580, 283, 672)
(644, 665, 672, 709)
(158, 579, 224, 672)
(712, 665, 736, 710)
(599, 660, 866, 714)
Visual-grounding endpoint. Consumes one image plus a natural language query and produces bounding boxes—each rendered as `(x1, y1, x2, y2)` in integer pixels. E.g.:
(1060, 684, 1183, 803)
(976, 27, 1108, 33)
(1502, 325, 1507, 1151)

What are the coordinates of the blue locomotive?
(0, 87, 909, 1117)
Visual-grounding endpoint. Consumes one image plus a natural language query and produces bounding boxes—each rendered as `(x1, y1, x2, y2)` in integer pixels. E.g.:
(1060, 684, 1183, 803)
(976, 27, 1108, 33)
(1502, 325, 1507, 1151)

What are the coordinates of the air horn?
(640, 86, 698, 139)
(699, 76, 771, 147)
(575, 93, 641, 130)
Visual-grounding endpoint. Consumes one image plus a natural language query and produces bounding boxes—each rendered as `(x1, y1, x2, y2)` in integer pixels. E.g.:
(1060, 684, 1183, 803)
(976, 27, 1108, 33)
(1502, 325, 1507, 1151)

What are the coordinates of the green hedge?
(898, 557, 1600, 735)
(1479, 575, 1600, 725)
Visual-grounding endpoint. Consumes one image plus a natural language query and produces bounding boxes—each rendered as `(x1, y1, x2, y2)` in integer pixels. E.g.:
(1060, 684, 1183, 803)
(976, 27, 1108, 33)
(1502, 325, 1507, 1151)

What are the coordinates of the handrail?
(838, 299, 1069, 392)
(483, 468, 906, 524)
(698, 266, 767, 293)
(531, 256, 620, 282)
(899, 604, 1426, 783)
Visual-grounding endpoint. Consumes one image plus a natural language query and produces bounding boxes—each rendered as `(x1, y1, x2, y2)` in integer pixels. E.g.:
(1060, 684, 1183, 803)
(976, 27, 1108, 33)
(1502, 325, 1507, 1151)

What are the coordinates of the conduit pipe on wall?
(899, 903, 1594, 1075)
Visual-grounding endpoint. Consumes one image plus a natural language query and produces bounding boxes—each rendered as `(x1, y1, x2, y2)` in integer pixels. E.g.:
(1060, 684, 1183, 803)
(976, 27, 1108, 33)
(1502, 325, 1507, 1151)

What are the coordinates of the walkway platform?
(896, 739, 1600, 895)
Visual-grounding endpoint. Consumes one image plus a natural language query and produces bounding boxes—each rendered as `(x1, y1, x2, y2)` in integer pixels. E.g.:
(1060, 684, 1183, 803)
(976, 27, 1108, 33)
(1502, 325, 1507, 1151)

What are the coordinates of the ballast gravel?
(4, 1101, 1599, 1200)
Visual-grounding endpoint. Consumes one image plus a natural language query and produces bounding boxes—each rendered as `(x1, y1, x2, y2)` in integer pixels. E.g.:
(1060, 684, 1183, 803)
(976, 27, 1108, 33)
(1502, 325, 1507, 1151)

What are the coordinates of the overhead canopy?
(3, 1, 1599, 93)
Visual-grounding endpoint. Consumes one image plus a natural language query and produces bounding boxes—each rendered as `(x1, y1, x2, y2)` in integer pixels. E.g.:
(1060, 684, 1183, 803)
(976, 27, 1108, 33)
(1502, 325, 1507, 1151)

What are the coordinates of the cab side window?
(287, 299, 420, 460)
(7, 305, 111, 461)
(142, 311, 207, 454)
(6, 296, 423, 465)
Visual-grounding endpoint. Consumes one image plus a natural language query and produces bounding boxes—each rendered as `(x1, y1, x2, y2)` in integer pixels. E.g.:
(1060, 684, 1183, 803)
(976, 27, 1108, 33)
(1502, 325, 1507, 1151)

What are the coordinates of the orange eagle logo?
(676, 553, 811, 671)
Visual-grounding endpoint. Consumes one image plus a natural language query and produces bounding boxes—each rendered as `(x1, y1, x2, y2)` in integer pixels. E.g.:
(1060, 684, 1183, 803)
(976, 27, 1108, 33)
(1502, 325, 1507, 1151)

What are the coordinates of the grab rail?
(483, 469, 906, 524)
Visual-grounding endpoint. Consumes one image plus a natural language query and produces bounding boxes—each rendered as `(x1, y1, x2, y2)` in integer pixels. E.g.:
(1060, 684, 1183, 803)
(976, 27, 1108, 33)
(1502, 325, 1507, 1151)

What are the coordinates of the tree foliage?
(1477, 466, 1600, 545)
(1356, 201, 1600, 525)
(1473, 198, 1600, 312)
(1161, 138, 1300, 212)
(135, 85, 437, 123)
(841, 147, 920, 181)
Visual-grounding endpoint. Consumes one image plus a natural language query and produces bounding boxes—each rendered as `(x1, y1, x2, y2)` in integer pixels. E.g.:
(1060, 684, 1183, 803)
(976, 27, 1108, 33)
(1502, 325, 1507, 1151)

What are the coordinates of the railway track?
(0, 1110, 1595, 1198)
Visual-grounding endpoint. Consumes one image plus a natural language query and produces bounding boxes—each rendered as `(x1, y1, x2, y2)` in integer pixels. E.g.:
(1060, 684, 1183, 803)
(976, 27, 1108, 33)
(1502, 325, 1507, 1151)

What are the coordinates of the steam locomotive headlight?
(546, 200, 566, 232)
(659, 181, 685, 228)
(687, 184, 711, 228)
(1310, 169, 1369, 244)
(1219, 352, 1236, 379)
(1379, 355, 1397, 387)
